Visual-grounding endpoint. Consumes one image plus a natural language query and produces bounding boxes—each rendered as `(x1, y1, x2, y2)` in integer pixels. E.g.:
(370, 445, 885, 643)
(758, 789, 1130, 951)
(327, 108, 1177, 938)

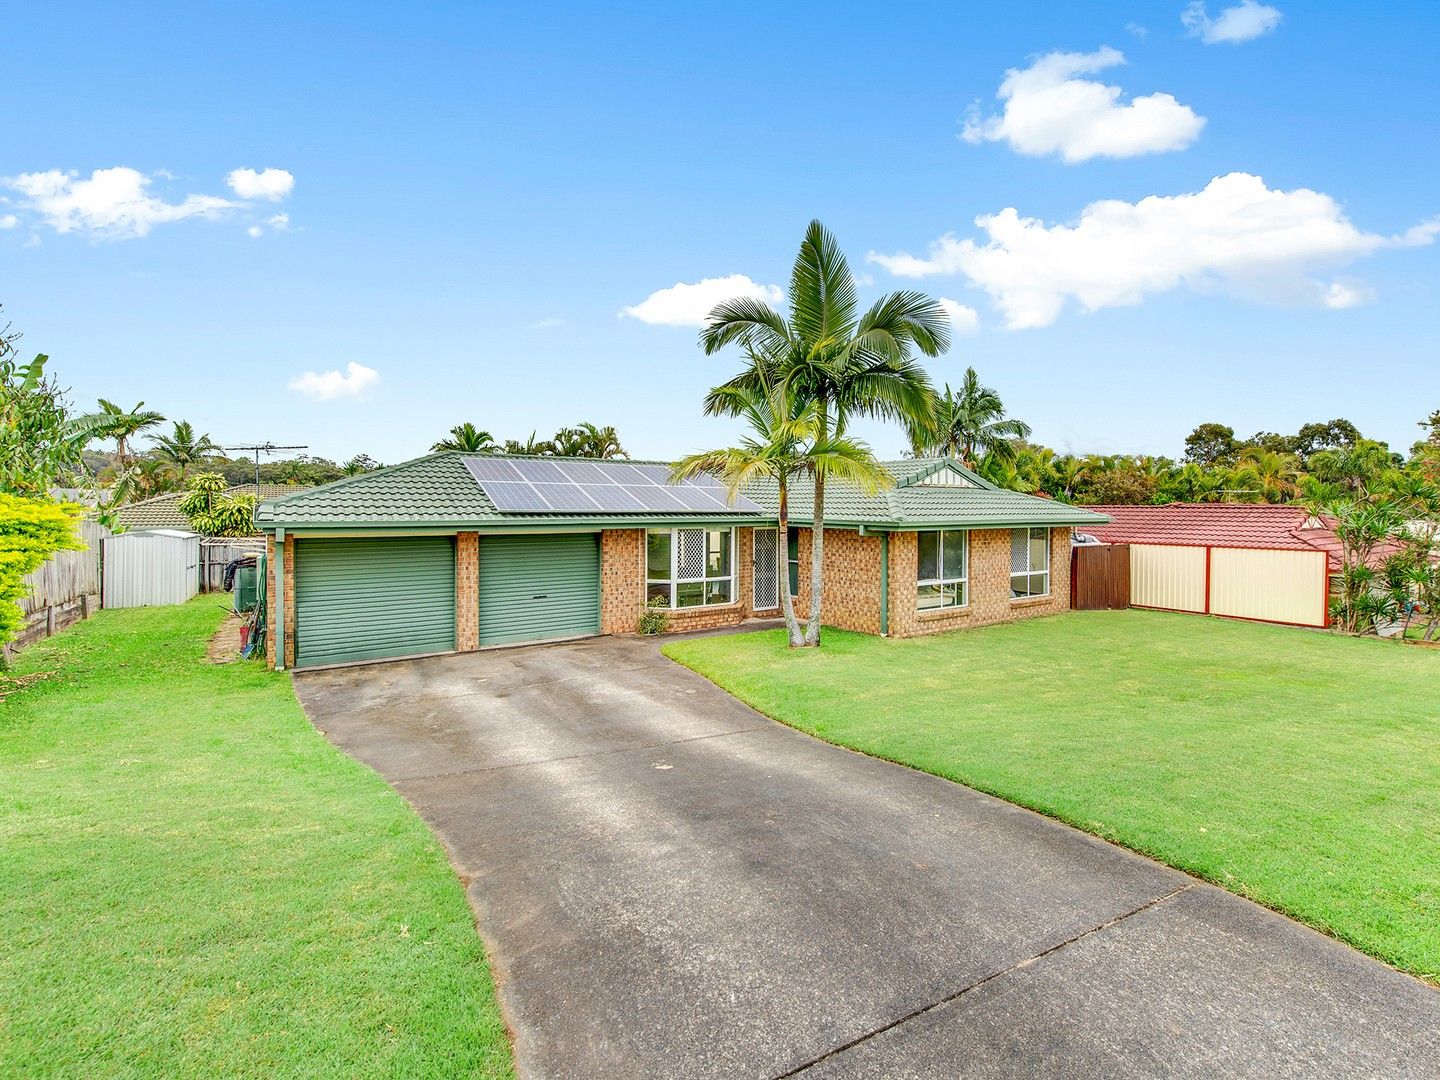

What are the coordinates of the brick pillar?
(456, 532, 479, 651)
(600, 529, 645, 634)
(265, 534, 276, 667)
(267, 534, 296, 669)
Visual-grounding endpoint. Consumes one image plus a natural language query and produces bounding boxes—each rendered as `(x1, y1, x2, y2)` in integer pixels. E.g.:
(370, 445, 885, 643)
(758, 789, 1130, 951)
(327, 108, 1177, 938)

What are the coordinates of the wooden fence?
(8, 518, 110, 658)
(1071, 543, 1130, 611)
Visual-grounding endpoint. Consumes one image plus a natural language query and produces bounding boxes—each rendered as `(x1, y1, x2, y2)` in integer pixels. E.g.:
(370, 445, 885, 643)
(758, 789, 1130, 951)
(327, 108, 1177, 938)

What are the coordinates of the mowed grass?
(664, 611, 1440, 983)
(0, 600, 513, 1079)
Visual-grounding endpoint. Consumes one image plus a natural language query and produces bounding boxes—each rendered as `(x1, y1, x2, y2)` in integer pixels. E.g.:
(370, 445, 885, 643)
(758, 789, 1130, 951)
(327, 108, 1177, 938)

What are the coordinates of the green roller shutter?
(479, 534, 600, 646)
(295, 537, 456, 668)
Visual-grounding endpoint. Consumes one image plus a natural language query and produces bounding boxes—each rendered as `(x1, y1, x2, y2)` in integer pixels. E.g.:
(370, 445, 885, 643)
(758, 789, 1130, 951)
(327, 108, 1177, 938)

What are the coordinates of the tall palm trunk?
(805, 396, 827, 647)
(777, 476, 805, 648)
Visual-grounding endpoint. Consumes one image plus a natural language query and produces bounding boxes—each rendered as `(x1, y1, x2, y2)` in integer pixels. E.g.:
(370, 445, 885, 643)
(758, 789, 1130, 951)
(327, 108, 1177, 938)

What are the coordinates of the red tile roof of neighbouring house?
(1082, 503, 1402, 573)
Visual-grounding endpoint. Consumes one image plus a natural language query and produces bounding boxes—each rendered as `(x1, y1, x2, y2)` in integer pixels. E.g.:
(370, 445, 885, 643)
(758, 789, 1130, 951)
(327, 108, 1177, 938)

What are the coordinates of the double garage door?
(293, 534, 599, 668)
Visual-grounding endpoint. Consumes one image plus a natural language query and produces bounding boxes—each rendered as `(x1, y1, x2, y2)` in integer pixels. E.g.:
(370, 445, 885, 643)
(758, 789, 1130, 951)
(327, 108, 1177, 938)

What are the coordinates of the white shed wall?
(102, 532, 201, 608)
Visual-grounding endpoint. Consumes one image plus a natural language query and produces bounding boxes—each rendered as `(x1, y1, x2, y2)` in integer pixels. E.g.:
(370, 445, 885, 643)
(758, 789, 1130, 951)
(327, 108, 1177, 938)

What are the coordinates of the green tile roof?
(254, 453, 1108, 531)
(119, 484, 312, 532)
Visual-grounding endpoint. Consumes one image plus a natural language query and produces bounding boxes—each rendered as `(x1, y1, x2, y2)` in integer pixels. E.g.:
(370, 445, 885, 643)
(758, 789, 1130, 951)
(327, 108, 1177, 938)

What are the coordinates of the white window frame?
(1010, 526, 1051, 599)
(646, 528, 737, 609)
(917, 529, 968, 611)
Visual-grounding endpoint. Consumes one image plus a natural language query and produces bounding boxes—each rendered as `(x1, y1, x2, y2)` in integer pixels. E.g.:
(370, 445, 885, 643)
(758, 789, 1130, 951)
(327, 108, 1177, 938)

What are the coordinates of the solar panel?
(479, 481, 550, 511)
(470, 457, 764, 514)
(557, 461, 616, 484)
(463, 457, 523, 482)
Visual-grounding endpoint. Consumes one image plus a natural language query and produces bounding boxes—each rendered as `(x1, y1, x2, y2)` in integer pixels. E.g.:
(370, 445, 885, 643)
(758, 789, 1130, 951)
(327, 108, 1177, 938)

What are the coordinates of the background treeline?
(920, 368, 1439, 506)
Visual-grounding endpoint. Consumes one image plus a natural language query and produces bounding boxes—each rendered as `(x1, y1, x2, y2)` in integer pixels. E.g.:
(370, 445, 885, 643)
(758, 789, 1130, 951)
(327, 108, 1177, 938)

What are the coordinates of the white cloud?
(226, 167, 294, 201)
(267, 212, 290, 231)
(961, 47, 1204, 163)
(868, 173, 1435, 329)
(1183, 1, 1282, 44)
(5, 167, 233, 240)
(621, 274, 784, 327)
(530, 317, 565, 329)
(937, 298, 980, 335)
(1322, 282, 1375, 310)
(288, 361, 380, 401)
(0, 214, 17, 229)
(247, 225, 263, 238)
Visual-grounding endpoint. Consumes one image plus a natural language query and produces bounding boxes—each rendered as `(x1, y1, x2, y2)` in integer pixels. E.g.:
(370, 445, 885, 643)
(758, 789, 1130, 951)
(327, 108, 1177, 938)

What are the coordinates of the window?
(647, 528, 735, 608)
(918, 530, 968, 610)
(1010, 527, 1050, 598)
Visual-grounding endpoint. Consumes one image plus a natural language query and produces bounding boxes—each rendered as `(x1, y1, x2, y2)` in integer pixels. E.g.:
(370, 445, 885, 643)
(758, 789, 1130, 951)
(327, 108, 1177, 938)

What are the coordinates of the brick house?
(254, 453, 1109, 670)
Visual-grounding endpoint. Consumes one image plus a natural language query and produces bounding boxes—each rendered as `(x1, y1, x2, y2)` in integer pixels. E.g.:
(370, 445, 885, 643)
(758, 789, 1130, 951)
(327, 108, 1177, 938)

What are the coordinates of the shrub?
(637, 597, 669, 635)
(0, 494, 85, 649)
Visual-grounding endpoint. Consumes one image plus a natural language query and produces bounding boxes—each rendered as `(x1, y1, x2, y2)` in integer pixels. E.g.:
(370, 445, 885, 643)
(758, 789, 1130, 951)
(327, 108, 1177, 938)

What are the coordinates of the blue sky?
(4, 1, 1437, 466)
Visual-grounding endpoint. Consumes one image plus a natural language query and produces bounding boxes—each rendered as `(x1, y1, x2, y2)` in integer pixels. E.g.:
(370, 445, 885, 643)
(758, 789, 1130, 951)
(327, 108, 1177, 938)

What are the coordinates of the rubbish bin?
(234, 563, 259, 612)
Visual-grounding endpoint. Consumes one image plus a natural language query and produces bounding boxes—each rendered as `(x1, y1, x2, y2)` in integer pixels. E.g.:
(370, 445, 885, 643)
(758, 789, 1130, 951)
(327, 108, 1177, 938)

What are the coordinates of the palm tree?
(109, 457, 180, 504)
(151, 420, 218, 478)
(432, 423, 497, 453)
(1048, 455, 1089, 502)
(911, 368, 1031, 467)
(500, 432, 557, 456)
(554, 422, 627, 459)
(700, 220, 947, 646)
(82, 399, 165, 467)
(1233, 448, 1299, 503)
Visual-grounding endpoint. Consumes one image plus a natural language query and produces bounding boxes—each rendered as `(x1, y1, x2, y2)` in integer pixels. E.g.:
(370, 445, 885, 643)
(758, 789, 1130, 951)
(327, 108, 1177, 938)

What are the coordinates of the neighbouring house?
(254, 453, 1110, 670)
(1084, 502, 1402, 629)
(116, 484, 314, 533)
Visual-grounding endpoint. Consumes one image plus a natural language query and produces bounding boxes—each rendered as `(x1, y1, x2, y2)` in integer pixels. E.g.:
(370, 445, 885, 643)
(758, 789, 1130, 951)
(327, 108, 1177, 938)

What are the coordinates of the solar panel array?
(463, 457, 765, 514)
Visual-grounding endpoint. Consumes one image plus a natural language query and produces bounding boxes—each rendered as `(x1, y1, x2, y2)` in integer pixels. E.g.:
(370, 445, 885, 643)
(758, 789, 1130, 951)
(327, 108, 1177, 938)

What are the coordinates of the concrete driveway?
(295, 635, 1440, 1079)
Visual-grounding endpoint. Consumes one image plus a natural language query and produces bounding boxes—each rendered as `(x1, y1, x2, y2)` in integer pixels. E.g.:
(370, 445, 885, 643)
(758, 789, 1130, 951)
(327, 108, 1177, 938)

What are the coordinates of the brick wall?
(264, 533, 296, 668)
(456, 532, 479, 651)
(788, 527, 883, 635)
(889, 526, 1072, 638)
(602, 525, 769, 635)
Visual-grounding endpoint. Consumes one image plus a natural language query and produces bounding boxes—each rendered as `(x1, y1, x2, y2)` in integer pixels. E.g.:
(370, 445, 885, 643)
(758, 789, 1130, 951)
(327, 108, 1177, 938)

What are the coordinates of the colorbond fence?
(1128, 543, 1328, 628)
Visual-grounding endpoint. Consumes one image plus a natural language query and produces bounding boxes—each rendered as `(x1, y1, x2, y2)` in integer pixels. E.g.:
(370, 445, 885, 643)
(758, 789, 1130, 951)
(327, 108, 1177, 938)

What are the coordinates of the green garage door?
(479, 534, 600, 646)
(295, 537, 456, 668)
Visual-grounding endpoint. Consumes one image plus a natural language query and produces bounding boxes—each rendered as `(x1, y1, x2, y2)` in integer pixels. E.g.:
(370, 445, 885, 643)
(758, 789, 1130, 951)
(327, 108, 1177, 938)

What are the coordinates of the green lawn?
(664, 611, 1440, 984)
(0, 600, 513, 1079)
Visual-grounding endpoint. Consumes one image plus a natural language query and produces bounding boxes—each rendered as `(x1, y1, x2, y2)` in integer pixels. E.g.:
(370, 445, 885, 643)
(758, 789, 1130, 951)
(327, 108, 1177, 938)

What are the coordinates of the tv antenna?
(221, 442, 309, 491)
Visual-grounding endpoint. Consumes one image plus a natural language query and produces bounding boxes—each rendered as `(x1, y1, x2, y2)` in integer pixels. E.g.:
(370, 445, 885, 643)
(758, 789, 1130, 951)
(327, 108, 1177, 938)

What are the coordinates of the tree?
(177, 473, 257, 537)
(1233, 448, 1299, 503)
(1291, 418, 1360, 464)
(1047, 455, 1089, 502)
(151, 421, 218, 478)
(1, 353, 91, 497)
(431, 423, 497, 453)
(0, 494, 86, 651)
(1182, 423, 1239, 468)
(500, 432, 557, 456)
(341, 454, 381, 476)
(910, 368, 1031, 467)
(700, 220, 946, 647)
(109, 458, 181, 504)
(553, 422, 627, 459)
(1085, 464, 1158, 505)
(671, 359, 879, 647)
(81, 399, 165, 468)
(1308, 440, 1394, 496)
(1323, 498, 1404, 633)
